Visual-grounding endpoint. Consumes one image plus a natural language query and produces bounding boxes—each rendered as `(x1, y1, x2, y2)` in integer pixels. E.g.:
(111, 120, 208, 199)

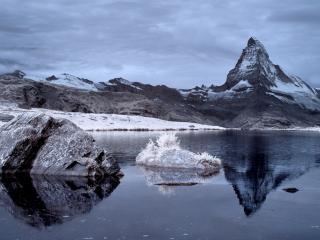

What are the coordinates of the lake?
(0, 130, 319, 240)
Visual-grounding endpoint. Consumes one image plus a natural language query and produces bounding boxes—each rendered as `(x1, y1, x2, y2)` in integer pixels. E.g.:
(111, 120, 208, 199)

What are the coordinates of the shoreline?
(0, 106, 225, 131)
(0, 106, 319, 133)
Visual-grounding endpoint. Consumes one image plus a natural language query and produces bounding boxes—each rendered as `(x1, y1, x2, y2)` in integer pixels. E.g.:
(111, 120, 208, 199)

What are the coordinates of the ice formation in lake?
(136, 133, 221, 170)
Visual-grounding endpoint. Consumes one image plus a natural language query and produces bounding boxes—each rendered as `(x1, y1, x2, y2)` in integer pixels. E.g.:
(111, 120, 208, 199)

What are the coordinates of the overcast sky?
(0, 0, 319, 88)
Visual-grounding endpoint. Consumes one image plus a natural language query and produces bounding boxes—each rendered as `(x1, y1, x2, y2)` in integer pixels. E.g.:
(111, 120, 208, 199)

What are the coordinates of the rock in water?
(0, 113, 122, 177)
(136, 133, 221, 171)
(282, 187, 299, 193)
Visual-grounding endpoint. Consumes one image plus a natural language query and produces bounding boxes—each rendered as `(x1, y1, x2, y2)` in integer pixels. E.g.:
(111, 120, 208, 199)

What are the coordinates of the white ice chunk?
(136, 133, 221, 170)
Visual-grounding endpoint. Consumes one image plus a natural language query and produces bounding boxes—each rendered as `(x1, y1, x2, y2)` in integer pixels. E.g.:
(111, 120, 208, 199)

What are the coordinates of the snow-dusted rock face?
(0, 113, 122, 177)
(97, 78, 214, 124)
(0, 174, 120, 228)
(136, 133, 221, 170)
(0, 75, 169, 119)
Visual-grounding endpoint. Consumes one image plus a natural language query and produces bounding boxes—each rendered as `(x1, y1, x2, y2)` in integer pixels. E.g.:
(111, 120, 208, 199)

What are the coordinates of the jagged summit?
(247, 37, 268, 54)
(224, 37, 316, 96)
(227, 37, 275, 89)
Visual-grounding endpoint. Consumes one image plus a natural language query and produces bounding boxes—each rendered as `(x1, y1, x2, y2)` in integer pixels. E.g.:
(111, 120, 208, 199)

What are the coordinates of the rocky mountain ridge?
(0, 74, 212, 124)
(3, 37, 320, 128)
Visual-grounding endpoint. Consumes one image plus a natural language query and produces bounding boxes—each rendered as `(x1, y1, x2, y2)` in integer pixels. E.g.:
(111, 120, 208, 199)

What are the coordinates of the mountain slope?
(25, 73, 98, 91)
(180, 37, 320, 128)
(0, 75, 169, 119)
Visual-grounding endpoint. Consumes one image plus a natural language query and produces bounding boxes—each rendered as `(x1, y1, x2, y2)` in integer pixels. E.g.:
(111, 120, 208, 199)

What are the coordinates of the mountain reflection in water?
(221, 134, 320, 216)
(0, 174, 120, 229)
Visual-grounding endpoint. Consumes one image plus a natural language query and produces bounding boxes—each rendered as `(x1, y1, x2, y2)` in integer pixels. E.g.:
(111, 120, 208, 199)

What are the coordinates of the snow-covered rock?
(136, 133, 221, 170)
(0, 113, 122, 177)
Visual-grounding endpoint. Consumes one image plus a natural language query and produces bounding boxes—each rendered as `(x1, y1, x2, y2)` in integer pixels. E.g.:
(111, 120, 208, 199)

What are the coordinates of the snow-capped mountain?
(223, 37, 319, 110)
(180, 37, 320, 110)
(178, 37, 320, 128)
(3, 37, 320, 128)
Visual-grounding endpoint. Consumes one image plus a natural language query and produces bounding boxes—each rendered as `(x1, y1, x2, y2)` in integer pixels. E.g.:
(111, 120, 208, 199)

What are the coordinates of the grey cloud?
(268, 8, 320, 23)
(0, 0, 319, 88)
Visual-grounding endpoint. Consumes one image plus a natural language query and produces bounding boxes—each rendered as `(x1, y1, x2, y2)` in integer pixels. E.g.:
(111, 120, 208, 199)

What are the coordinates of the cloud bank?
(0, 0, 319, 88)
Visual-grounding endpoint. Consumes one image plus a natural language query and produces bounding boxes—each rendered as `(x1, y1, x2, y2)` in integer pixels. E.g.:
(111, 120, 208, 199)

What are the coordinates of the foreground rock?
(0, 113, 122, 177)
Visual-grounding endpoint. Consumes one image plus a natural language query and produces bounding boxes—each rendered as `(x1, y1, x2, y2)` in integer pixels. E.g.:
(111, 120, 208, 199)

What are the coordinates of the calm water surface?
(0, 130, 320, 240)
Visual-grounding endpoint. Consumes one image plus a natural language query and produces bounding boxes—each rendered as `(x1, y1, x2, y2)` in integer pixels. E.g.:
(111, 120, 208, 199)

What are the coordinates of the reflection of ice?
(0, 174, 120, 229)
(137, 165, 220, 195)
(157, 185, 177, 196)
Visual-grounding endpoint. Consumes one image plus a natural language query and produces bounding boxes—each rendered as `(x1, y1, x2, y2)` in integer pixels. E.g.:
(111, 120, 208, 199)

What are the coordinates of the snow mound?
(136, 133, 221, 170)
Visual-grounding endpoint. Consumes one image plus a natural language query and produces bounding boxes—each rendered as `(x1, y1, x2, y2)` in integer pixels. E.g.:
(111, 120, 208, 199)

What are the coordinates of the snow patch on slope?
(206, 80, 253, 101)
(231, 80, 252, 91)
(179, 80, 253, 101)
(270, 73, 320, 110)
(25, 74, 98, 91)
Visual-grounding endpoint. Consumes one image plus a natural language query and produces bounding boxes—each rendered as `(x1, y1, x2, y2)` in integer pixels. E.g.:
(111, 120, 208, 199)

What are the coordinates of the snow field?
(0, 106, 225, 131)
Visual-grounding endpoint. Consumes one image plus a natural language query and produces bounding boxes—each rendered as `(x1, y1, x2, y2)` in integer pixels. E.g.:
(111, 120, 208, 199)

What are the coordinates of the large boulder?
(0, 113, 122, 177)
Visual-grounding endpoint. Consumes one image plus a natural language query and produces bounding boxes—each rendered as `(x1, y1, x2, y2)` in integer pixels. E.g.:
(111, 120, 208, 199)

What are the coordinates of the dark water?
(1, 130, 320, 240)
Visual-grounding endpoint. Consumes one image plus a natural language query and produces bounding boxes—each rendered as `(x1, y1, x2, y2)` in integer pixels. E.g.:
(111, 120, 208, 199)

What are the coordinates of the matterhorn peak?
(225, 37, 274, 88)
(247, 37, 264, 48)
(221, 37, 318, 107)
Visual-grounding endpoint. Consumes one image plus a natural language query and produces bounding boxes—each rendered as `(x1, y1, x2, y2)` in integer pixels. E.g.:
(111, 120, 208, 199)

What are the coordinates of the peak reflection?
(222, 134, 318, 216)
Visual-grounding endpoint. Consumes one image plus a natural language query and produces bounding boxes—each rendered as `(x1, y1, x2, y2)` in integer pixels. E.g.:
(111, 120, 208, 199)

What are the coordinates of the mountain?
(3, 37, 320, 128)
(179, 37, 320, 128)
(16, 74, 214, 124)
